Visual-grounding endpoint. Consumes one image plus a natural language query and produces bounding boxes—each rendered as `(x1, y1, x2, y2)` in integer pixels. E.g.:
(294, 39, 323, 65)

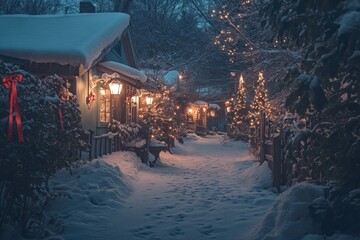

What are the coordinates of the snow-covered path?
(37, 134, 278, 240)
(105, 134, 276, 240)
(5, 134, 347, 240)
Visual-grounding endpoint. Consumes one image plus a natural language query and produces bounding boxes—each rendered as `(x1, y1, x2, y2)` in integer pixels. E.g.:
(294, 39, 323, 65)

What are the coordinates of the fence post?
(145, 126, 150, 164)
(280, 128, 286, 185)
(94, 138, 98, 158)
(104, 137, 107, 155)
(99, 138, 103, 157)
(249, 125, 253, 147)
(259, 112, 266, 164)
(273, 135, 281, 192)
(88, 129, 94, 160)
(109, 136, 113, 154)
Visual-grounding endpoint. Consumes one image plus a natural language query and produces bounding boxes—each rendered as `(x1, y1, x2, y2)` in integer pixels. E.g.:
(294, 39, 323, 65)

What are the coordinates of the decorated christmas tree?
(139, 85, 178, 144)
(248, 72, 271, 127)
(225, 96, 235, 124)
(233, 74, 247, 129)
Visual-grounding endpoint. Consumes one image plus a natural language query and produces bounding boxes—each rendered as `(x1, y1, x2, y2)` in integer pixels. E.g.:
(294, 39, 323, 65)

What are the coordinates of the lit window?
(100, 88, 111, 122)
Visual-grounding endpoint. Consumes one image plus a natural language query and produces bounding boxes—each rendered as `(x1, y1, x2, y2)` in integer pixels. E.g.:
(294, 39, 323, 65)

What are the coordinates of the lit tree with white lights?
(248, 72, 271, 127)
(233, 74, 247, 129)
(211, 0, 300, 90)
(139, 85, 178, 143)
(225, 96, 235, 125)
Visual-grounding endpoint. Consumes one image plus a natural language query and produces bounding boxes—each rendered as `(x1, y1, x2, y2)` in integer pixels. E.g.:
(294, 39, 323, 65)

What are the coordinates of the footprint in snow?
(174, 213, 185, 222)
(199, 224, 214, 236)
(168, 226, 184, 236)
(130, 225, 153, 237)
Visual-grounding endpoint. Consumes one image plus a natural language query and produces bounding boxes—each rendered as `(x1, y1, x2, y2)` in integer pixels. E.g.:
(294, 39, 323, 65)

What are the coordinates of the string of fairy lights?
(212, 1, 273, 133)
(211, 1, 257, 63)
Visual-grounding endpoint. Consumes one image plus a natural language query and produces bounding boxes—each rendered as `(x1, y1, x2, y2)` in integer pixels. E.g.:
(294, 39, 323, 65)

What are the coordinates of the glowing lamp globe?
(109, 79, 122, 95)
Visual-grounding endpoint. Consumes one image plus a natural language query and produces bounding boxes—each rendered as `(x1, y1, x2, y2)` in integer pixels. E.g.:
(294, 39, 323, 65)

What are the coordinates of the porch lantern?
(109, 79, 122, 95)
(145, 96, 154, 105)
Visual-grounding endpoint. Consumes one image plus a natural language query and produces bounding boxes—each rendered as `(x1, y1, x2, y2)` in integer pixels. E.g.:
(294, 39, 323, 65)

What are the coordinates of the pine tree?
(233, 74, 247, 129)
(225, 96, 235, 125)
(139, 85, 178, 142)
(248, 72, 271, 126)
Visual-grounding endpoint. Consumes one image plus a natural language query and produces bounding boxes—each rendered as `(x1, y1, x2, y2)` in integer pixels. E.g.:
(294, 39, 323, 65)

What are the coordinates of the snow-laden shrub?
(283, 116, 360, 185)
(283, 116, 360, 235)
(309, 185, 360, 235)
(0, 60, 84, 237)
(108, 119, 146, 144)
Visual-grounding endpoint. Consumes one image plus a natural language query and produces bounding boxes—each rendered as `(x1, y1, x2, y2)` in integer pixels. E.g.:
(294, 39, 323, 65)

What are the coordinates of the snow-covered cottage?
(186, 100, 208, 135)
(0, 13, 146, 135)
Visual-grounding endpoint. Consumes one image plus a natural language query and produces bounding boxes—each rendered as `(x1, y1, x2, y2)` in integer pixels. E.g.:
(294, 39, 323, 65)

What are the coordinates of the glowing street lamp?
(109, 79, 122, 95)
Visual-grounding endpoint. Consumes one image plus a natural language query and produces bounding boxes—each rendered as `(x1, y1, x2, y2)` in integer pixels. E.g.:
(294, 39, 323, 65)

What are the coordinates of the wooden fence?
(79, 130, 125, 160)
(78, 126, 171, 167)
(258, 112, 286, 192)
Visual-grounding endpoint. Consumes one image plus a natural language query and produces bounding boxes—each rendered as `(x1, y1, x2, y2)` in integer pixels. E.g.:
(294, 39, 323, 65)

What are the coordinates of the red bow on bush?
(2, 74, 24, 142)
(58, 103, 64, 131)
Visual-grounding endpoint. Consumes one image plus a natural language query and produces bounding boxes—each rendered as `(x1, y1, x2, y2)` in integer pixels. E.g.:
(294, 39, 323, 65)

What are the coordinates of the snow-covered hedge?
(0, 60, 84, 237)
(108, 119, 146, 144)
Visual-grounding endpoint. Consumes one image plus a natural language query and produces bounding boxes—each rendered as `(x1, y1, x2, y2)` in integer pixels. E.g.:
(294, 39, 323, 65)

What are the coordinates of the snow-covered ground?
(3, 133, 356, 239)
(43, 133, 276, 240)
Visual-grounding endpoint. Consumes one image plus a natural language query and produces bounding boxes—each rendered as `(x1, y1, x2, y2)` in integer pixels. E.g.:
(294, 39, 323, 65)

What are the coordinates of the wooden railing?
(78, 126, 174, 167)
(79, 130, 125, 160)
(259, 112, 286, 192)
(93, 132, 124, 159)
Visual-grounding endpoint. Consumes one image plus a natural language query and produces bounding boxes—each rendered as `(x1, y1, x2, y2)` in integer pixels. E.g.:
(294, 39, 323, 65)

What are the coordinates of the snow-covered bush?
(283, 116, 360, 185)
(309, 184, 360, 235)
(260, 1, 360, 235)
(108, 119, 146, 144)
(0, 60, 84, 237)
(282, 116, 360, 235)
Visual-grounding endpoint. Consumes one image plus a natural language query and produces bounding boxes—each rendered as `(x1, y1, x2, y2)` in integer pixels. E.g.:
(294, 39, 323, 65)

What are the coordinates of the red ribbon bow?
(2, 74, 24, 143)
(58, 103, 64, 131)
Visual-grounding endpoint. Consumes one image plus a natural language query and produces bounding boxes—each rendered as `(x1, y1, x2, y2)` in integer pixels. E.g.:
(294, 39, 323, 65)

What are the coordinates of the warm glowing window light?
(145, 96, 154, 105)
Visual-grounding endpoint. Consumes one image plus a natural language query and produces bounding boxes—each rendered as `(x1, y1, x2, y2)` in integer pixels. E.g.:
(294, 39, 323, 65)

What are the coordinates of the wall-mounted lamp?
(145, 96, 154, 105)
(109, 79, 122, 95)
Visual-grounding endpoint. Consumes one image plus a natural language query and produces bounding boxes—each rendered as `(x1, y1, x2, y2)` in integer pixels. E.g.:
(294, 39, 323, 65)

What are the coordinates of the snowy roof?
(0, 13, 130, 70)
(192, 100, 208, 107)
(98, 61, 147, 83)
(163, 70, 179, 89)
(197, 87, 223, 97)
(209, 103, 221, 110)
